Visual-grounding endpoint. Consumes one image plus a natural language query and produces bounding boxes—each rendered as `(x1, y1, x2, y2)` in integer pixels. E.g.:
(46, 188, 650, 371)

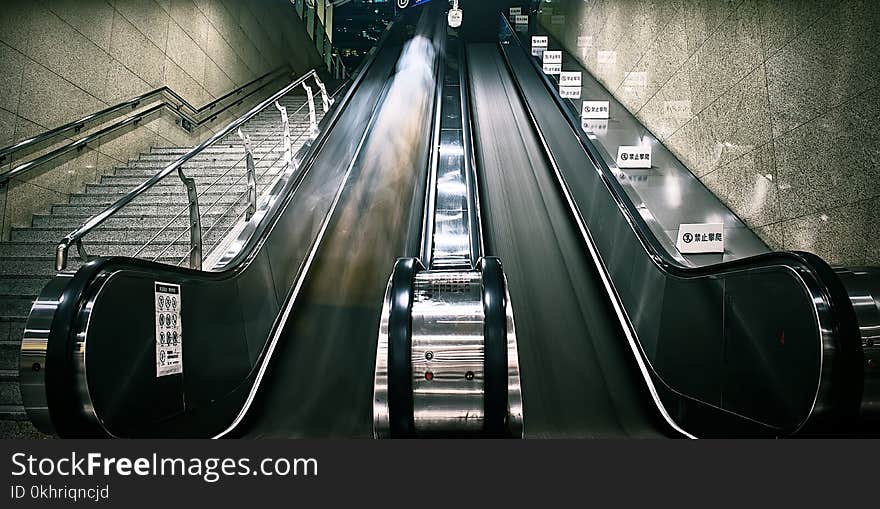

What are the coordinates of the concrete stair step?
(32, 210, 243, 229)
(112, 163, 291, 178)
(69, 192, 249, 206)
(82, 179, 276, 196)
(124, 155, 285, 169)
(0, 276, 48, 296)
(0, 296, 35, 318)
(11, 226, 229, 245)
(0, 420, 47, 438)
(0, 341, 20, 371)
(98, 172, 281, 188)
(0, 256, 191, 277)
(0, 243, 198, 263)
(51, 204, 172, 217)
(149, 145, 286, 155)
(0, 404, 27, 421)
(0, 319, 26, 350)
(135, 147, 287, 163)
(0, 370, 21, 406)
(39, 204, 247, 222)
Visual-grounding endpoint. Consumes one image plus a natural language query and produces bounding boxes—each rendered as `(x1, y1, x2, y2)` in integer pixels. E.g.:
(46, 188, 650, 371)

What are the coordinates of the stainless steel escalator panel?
(411, 271, 485, 432)
(372, 264, 523, 438)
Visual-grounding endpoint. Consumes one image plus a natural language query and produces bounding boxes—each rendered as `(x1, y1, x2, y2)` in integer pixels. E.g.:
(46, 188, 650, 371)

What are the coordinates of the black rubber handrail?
(0, 67, 290, 185)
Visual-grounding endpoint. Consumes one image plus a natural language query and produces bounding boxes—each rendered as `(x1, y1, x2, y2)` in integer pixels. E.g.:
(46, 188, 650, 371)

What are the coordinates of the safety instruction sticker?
(616, 145, 652, 169)
(532, 35, 548, 57)
(543, 50, 562, 75)
(559, 71, 582, 99)
(676, 223, 725, 254)
(155, 282, 183, 377)
(582, 100, 610, 119)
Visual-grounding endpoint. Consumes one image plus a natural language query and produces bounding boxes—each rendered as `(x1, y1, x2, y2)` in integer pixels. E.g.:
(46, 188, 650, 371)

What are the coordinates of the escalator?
(18, 6, 443, 438)
(467, 43, 674, 438)
(17, 5, 879, 439)
(231, 16, 443, 437)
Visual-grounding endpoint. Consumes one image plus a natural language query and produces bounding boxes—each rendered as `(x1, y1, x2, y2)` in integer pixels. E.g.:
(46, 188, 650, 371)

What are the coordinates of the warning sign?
(155, 282, 183, 377)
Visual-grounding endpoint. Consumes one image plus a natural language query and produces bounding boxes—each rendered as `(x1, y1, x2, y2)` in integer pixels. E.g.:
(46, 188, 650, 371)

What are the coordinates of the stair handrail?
(0, 67, 291, 186)
(55, 70, 322, 272)
(130, 97, 314, 265)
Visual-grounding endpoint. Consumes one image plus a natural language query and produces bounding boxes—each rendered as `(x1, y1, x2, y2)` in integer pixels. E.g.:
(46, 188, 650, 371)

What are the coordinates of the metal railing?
(331, 53, 349, 80)
(55, 70, 337, 272)
(0, 67, 290, 186)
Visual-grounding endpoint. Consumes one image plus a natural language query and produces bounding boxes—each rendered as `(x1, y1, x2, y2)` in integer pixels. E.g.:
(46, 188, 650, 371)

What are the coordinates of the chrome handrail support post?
(274, 101, 292, 167)
(302, 83, 318, 137)
(237, 128, 258, 221)
(314, 75, 333, 112)
(55, 242, 69, 272)
(75, 239, 91, 265)
(178, 167, 202, 270)
(54, 69, 317, 273)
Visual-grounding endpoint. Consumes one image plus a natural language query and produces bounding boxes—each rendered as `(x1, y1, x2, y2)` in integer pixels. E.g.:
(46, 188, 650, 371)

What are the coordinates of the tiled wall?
(542, 0, 879, 267)
(0, 0, 323, 238)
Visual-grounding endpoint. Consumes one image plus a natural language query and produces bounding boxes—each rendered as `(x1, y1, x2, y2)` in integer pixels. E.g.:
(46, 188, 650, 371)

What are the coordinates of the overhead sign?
(155, 282, 183, 377)
(448, 7, 462, 28)
(559, 71, 582, 99)
(577, 35, 593, 48)
(542, 50, 562, 75)
(510, 7, 522, 16)
(515, 14, 529, 26)
(616, 145, 652, 169)
(582, 100, 610, 119)
(676, 223, 725, 254)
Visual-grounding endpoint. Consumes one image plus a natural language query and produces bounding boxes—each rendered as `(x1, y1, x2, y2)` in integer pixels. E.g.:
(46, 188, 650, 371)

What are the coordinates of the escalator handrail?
(0, 67, 290, 184)
(209, 16, 403, 274)
(497, 13, 863, 429)
(214, 37, 408, 439)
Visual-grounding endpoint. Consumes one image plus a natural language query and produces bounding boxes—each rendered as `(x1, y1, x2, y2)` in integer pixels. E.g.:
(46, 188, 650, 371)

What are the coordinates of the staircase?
(0, 94, 322, 437)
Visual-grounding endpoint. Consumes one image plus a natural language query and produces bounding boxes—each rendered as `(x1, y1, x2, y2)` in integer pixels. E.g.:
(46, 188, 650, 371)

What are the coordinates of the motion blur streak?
(327, 12, 439, 305)
(239, 12, 441, 438)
